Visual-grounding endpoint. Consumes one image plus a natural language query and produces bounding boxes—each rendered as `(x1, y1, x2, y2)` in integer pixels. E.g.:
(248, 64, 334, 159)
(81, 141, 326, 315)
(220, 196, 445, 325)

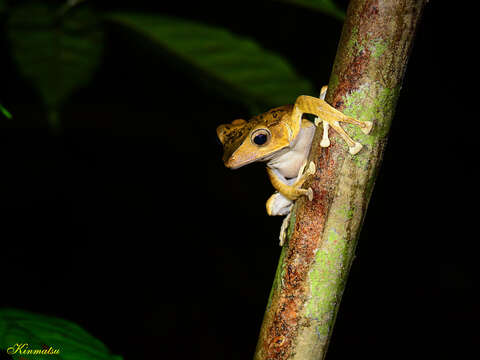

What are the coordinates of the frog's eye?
(251, 129, 271, 146)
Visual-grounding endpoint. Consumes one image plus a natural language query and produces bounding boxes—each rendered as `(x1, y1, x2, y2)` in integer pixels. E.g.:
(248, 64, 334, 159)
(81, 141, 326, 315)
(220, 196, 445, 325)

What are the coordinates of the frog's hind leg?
(266, 192, 292, 217)
(292, 89, 372, 155)
(266, 192, 292, 246)
(265, 193, 295, 246)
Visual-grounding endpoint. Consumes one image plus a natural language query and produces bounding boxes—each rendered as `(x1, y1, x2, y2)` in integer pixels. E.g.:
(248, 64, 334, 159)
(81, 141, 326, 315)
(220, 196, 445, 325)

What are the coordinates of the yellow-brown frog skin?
(216, 105, 296, 169)
(216, 86, 372, 245)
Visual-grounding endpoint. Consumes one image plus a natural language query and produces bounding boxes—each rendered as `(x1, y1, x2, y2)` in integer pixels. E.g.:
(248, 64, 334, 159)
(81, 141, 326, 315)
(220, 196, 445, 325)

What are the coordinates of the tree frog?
(217, 86, 372, 245)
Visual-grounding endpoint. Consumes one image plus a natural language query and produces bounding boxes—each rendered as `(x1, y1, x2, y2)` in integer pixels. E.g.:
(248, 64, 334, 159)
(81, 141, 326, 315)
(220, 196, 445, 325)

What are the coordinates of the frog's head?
(216, 106, 294, 169)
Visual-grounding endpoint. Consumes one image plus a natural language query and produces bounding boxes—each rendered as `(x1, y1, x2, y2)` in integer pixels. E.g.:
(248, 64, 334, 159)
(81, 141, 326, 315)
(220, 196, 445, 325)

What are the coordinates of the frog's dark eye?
(251, 129, 271, 146)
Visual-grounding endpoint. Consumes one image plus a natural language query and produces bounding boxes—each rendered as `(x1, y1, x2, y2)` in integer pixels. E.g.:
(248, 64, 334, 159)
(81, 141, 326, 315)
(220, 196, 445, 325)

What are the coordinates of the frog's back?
(251, 105, 293, 127)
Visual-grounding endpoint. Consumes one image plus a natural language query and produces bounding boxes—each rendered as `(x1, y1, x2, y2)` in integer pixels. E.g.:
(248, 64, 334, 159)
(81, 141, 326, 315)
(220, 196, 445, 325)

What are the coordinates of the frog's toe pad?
(307, 161, 316, 175)
(307, 187, 313, 201)
(349, 142, 363, 155)
(361, 121, 373, 135)
(320, 137, 331, 147)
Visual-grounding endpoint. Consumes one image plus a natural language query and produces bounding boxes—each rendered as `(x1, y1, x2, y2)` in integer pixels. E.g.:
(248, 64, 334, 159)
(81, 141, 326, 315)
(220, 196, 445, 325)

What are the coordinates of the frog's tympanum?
(217, 86, 372, 245)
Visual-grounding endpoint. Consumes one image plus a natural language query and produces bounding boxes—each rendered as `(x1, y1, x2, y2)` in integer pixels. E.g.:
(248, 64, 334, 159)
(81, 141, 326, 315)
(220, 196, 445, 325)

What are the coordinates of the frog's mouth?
(224, 153, 256, 169)
(225, 146, 289, 169)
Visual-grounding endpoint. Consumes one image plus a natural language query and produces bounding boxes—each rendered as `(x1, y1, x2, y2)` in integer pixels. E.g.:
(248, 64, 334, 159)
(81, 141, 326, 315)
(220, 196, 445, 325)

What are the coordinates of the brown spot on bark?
(273, 335, 286, 347)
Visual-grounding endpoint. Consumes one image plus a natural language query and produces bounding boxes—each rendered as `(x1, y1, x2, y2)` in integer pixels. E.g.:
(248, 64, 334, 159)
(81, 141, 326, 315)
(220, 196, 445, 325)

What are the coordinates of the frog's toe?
(361, 121, 373, 134)
(320, 121, 331, 147)
(307, 187, 313, 201)
(298, 161, 307, 178)
(349, 142, 363, 155)
(279, 212, 292, 247)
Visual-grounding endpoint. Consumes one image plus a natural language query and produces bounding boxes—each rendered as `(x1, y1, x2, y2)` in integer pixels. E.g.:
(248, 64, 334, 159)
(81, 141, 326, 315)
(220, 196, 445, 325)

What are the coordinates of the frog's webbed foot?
(294, 86, 373, 155)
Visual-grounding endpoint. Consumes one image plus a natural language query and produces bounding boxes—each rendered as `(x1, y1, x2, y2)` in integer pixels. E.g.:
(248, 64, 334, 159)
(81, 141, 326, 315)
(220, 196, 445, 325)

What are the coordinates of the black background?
(0, 1, 478, 359)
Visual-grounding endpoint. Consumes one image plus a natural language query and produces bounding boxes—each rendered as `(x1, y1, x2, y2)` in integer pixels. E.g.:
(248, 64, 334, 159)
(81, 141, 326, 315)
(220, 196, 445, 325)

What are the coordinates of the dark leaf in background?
(0, 104, 12, 119)
(0, 308, 122, 360)
(6, 1, 104, 128)
(278, 0, 345, 20)
(106, 12, 315, 114)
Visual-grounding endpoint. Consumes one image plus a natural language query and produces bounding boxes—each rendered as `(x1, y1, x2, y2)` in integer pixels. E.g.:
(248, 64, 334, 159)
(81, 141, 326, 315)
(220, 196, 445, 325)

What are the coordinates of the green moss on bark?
(254, 1, 427, 359)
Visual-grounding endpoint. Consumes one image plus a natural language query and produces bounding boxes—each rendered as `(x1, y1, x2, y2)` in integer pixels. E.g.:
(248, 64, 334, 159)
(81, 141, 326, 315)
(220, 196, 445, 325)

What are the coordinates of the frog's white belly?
(267, 124, 315, 180)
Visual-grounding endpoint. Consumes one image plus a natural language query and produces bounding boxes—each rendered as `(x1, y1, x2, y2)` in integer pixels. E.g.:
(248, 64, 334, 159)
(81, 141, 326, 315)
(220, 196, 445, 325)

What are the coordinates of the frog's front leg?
(293, 86, 373, 155)
(266, 161, 315, 202)
(265, 161, 315, 215)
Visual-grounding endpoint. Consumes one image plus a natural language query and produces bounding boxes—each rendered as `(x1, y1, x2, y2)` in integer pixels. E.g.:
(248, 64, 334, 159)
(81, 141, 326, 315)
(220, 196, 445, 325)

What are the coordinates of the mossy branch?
(254, 1, 427, 359)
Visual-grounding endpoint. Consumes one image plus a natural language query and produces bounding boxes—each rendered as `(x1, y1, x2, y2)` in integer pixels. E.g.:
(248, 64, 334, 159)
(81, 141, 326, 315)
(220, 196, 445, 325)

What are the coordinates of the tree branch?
(254, 1, 427, 359)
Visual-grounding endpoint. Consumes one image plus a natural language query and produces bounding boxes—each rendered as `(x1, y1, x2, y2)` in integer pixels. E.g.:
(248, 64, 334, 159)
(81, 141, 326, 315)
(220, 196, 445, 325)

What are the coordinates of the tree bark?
(254, 1, 427, 359)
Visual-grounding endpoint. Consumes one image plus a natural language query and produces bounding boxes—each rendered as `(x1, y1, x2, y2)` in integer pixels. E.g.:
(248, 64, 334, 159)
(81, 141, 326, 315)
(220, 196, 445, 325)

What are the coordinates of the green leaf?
(106, 13, 314, 113)
(6, 1, 104, 127)
(278, 0, 345, 20)
(0, 104, 12, 119)
(0, 308, 123, 360)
